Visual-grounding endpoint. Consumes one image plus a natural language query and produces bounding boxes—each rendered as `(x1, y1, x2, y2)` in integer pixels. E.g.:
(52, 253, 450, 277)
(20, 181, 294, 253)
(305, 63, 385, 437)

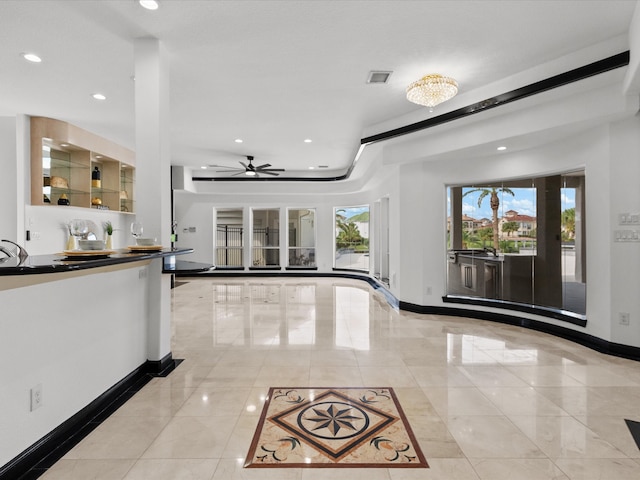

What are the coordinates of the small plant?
(103, 221, 113, 235)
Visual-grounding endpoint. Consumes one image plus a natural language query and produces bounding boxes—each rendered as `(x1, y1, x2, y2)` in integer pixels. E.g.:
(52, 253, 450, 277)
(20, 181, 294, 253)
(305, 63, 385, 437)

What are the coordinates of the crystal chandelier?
(406, 74, 458, 108)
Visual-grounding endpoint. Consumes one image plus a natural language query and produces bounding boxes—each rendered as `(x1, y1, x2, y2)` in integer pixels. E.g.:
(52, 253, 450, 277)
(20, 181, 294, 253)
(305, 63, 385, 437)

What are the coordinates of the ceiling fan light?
(245, 170, 256, 176)
(406, 74, 458, 108)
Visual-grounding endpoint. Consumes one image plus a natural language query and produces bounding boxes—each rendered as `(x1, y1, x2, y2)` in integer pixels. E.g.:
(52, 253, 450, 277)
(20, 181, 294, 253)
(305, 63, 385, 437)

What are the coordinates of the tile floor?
(40, 277, 640, 479)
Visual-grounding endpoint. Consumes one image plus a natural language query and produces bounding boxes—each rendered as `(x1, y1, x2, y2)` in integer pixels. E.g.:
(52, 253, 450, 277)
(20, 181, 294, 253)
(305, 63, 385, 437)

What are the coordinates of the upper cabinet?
(30, 117, 135, 213)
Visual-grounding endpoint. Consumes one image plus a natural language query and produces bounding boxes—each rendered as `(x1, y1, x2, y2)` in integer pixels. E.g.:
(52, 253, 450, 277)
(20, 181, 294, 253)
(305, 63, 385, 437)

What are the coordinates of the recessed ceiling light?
(308, 166, 315, 170)
(234, 138, 243, 143)
(60, 143, 69, 147)
(95, 155, 102, 159)
(21, 53, 42, 63)
(92, 93, 106, 100)
(139, 0, 159, 10)
(304, 139, 312, 143)
(497, 146, 507, 151)
(201, 166, 207, 169)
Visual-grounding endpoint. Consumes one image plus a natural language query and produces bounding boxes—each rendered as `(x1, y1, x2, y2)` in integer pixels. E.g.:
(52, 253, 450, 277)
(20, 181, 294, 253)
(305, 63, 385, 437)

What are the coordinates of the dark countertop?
(0, 248, 194, 275)
(162, 260, 215, 273)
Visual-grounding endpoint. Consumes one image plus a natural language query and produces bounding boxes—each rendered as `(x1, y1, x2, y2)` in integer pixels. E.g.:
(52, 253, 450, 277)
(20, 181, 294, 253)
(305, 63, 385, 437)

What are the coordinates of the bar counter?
(0, 247, 193, 276)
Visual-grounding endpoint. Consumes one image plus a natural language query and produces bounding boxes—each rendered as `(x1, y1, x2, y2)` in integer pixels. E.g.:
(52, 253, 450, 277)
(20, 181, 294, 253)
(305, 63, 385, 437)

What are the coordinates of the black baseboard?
(1, 355, 182, 480)
(400, 301, 640, 362)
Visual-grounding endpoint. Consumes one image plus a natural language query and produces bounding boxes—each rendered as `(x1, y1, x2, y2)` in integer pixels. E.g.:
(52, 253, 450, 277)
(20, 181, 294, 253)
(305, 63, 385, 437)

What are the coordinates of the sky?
(458, 187, 576, 219)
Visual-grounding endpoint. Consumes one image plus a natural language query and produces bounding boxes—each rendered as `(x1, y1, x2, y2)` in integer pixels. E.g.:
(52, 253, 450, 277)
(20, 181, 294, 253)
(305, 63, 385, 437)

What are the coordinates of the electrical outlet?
(619, 312, 630, 326)
(426, 286, 432, 295)
(30, 384, 42, 411)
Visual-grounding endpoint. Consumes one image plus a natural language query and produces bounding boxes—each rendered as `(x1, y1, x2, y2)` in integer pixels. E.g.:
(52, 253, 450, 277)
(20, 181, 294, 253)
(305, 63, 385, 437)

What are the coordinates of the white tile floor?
(41, 277, 640, 479)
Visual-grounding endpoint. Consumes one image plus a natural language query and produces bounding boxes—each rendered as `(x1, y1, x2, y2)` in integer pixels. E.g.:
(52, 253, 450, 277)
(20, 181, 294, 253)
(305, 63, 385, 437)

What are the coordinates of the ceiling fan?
(211, 156, 285, 177)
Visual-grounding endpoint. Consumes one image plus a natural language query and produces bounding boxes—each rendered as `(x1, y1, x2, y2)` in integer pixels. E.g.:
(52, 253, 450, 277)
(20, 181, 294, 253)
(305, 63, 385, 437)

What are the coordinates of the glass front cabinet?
(30, 116, 135, 213)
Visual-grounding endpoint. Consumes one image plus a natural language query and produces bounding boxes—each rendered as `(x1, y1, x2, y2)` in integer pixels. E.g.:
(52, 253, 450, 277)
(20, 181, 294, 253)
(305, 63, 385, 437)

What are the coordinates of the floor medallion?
(244, 387, 428, 468)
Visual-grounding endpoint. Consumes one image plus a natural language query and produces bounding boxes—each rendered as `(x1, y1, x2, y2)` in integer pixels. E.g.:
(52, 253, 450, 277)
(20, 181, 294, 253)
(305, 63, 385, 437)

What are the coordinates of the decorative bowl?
(135, 237, 156, 246)
(78, 239, 106, 250)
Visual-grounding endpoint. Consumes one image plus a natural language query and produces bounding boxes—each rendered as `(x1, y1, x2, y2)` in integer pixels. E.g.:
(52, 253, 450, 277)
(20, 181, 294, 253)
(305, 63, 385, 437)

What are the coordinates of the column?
(134, 38, 172, 365)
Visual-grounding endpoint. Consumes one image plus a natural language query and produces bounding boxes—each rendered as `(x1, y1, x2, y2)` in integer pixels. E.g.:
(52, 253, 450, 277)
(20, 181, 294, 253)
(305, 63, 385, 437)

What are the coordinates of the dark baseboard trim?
(2, 355, 182, 480)
(442, 295, 587, 327)
(400, 301, 640, 362)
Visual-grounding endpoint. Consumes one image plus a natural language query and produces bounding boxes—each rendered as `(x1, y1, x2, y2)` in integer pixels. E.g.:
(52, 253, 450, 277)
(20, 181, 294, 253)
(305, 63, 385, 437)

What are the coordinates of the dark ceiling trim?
(193, 51, 629, 183)
(361, 51, 630, 145)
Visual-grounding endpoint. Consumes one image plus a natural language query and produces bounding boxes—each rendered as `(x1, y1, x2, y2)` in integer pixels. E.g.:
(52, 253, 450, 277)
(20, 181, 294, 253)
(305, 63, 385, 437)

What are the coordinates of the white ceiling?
(0, 0, 636, 179)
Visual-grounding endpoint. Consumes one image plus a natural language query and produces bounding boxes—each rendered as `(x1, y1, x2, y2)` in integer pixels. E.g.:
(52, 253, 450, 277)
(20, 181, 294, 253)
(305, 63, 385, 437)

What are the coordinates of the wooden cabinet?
(31, 117, 135, 213)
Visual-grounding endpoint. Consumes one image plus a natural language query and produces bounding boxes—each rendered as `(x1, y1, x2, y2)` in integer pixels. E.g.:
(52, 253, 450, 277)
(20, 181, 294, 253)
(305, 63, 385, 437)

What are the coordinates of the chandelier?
(406, 74, 458, 109)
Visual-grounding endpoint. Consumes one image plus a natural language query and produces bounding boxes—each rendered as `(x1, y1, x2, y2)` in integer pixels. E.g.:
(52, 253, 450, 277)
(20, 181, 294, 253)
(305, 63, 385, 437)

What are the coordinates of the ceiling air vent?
(366, 71, 393, 84)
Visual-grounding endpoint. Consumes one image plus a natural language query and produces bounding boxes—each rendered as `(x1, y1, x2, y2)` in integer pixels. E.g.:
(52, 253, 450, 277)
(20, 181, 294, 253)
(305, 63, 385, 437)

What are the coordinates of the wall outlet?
(619, 312, 630, 326)
(30, 384, 42, 411)
(426, 286, 432, 295)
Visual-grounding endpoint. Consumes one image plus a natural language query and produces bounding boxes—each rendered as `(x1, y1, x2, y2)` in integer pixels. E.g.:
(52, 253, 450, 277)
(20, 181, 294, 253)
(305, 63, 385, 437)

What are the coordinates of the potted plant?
(103, 221, 114, 249)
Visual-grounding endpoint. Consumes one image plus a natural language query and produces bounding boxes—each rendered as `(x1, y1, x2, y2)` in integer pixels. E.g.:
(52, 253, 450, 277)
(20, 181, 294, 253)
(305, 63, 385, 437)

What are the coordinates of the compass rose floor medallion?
(244, 387, 428, 468)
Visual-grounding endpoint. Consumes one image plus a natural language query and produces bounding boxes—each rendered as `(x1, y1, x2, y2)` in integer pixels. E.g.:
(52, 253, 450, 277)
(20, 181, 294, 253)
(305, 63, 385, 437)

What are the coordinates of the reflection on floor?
(41, 277, 640, 479)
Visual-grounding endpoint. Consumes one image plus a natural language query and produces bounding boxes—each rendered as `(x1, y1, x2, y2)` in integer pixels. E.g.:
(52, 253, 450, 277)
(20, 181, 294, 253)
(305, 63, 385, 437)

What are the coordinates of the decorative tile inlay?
(244, 387, 428, 468)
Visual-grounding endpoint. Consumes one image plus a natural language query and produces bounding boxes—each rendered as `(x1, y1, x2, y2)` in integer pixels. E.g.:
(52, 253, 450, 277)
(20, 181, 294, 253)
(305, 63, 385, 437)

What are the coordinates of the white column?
(134, 38, 172, 363)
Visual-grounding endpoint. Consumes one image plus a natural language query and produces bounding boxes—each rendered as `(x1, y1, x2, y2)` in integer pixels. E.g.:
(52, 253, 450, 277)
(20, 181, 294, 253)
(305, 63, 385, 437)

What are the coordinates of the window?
(446, 171, 586, 320)
(287, 208, 316, 268)
(334, 205, 369, 272)
(251, 208, 280, 268)
(215, 208, 243, 268)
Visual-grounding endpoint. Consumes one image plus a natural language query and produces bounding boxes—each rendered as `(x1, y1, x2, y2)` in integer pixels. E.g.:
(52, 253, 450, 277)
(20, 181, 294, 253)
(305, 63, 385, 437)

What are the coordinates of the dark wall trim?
(1, 356, 180, 480)
(442, 295, 587, 327)
(400, 301, 640, 362)
(192, 52, 629, 183)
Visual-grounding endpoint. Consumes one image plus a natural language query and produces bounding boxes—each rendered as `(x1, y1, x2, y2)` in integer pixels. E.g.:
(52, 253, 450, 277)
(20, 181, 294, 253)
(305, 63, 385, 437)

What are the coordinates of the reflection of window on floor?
(334, 205, 370, 272)
(216, 208, 244, 268)
(252, 208, 280, 267)
(446, 171, 586, 317)
(288, 208, 316, 267)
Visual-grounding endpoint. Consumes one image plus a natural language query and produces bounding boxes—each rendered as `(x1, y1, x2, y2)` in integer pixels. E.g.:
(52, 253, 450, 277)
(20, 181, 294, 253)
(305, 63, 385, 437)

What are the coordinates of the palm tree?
(463, 187, 515, 251)
(336, 221, 362, 249)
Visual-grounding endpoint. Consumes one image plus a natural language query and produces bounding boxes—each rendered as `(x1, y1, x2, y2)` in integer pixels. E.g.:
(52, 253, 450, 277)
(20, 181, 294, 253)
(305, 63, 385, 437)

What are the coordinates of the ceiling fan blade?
(231, 171, 246, 176)
(255, 163, 271, 169)
(208, 164, 239, 169)
(260, 171, 279, 176)
(215, 169, 243, 173)
(239, 161, 248, 169)
(261, 168, 285, 172)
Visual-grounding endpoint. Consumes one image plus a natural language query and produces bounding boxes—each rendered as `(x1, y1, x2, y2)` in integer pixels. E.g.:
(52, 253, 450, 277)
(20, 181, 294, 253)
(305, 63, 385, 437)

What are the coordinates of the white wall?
(0, 117, 17, 241)
(0, 263, 150, 467)
(609, 115, 640, 345)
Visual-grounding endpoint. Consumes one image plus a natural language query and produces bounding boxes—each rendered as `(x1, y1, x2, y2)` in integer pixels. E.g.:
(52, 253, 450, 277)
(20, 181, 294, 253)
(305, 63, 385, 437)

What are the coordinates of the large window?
(215, 208, 243, 268)
(252, 208, 280, 268)
(334, 205, 369, 272)
(446, 171, 586, 320)
(287, 208, 316, 268)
